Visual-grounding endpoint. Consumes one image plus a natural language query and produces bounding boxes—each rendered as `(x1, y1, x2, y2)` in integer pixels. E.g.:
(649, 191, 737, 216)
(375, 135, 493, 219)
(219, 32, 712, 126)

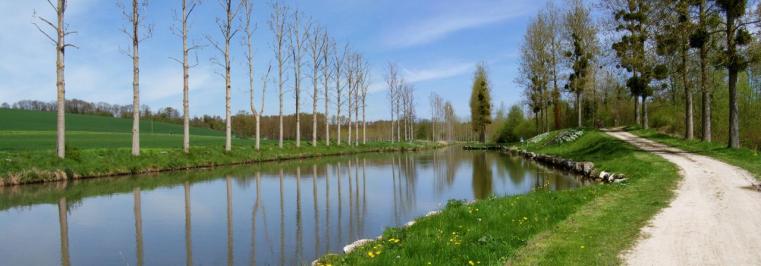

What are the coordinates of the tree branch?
(32, 22, 57, 45)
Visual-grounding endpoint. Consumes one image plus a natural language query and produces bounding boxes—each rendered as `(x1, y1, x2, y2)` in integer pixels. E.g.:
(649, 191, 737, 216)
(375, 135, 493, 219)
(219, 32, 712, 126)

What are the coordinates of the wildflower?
(368, 251, 375, 258)
(468, 260, 475, 266)
(580, 245, 585, 249)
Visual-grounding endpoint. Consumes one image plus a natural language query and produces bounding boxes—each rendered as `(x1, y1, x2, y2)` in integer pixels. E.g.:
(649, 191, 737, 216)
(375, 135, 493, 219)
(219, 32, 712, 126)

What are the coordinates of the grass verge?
(0, 141, 441, 186)
(316, 130, 680, 265)
(631, 128, 761, 179)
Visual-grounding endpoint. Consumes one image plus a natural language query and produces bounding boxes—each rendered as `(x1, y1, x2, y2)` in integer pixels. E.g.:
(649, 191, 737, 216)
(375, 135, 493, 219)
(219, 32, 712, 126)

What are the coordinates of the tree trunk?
(576, 91, 582, 128)
(479, 125, 486, 143)
(347, 95, 352, 145)
(278, 46, 284, 149)
(55, 0, 66, 159)
(312, 72, 318, 147)
(224, 29, 232, 152)
(682, 46, 694, 140)
(336, 79, 341, 146)
(726, 12, 740, 149)
(255, 114, 260, 150)
(182, 0, 190, 154)
(634, 96, 640, 126)
(391, 112, 396, 142)
(699, 2, 712, 142)
(728, 68, 740, 148)
(324, 58, 330, 146)
(396, 103, 401, 143)
(354, 89, 359, 146)
(131, 0, 141, 157)
(553, 88, 561, 130)
(642, 95, 648, 129)
(295, 67, 301, 148)
(362, 98, 366, 144)
(700, 47, 712, 142)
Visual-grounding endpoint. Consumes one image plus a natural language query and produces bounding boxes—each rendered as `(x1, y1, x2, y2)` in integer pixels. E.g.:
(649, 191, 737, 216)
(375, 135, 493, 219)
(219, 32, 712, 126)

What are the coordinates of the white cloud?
(367, 61, 474, 93)
(401, 62, 473, 84)
(381, 1, 529, 48)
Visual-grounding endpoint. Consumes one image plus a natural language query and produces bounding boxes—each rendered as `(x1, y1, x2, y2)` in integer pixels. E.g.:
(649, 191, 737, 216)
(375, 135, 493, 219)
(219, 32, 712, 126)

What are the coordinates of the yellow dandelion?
(468, 260, 476, 266)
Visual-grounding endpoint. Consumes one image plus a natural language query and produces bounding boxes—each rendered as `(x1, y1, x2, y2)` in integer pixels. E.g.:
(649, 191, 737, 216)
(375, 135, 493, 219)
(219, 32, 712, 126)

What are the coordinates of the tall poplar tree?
(469, 63, 492, 143)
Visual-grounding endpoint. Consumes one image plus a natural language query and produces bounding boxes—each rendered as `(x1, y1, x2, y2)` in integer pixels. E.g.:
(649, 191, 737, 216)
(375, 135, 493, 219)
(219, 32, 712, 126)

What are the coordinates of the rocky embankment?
(503, 147, 627, 183)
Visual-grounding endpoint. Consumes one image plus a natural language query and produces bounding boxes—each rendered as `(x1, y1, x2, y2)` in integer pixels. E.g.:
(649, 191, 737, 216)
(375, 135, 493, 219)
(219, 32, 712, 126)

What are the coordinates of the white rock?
(343, 238, 373, 254)
(425, 210, 440, 217)
(404, 220, 416, 227)
(613, 178, 628, 183)
(599, 171, 609, 180)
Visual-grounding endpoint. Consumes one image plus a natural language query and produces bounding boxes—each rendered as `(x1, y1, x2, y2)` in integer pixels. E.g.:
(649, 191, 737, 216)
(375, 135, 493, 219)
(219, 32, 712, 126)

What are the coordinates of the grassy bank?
(317, 130, 680, 265)
(0, 141, 441, 186)
(632, 128, 761, 179)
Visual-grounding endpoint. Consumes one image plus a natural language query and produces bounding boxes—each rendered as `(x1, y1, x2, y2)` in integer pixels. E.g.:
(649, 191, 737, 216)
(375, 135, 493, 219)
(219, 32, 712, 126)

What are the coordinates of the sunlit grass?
(318, 130, 680, 265)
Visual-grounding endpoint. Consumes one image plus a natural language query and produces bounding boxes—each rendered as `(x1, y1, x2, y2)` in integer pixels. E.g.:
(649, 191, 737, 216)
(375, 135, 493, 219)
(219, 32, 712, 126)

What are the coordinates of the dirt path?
(606, 131, 761, 265)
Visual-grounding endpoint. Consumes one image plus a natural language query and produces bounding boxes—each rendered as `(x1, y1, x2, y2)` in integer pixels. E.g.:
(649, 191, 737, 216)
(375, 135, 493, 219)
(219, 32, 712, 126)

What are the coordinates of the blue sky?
(0, 0, 562, 121)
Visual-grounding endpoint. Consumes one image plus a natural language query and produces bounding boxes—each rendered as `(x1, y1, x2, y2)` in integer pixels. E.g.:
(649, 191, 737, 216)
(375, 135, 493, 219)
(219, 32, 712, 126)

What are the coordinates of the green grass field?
(0, 109, 252, 151)
(0, 109, 441, 186)
(318, 130, 680, 265)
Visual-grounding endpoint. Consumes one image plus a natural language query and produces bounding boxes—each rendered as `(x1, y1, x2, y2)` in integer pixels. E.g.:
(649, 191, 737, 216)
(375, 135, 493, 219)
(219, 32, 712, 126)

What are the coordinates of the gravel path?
(607, 131, 761, 266)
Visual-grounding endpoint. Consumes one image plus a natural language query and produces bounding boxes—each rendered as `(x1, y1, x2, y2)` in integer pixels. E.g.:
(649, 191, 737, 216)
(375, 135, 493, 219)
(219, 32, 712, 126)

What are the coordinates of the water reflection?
(58, 197, 70, 266)
(134, 187, 143, 266)
(0, 147, 587, 265)
(472, 153, 494, 199)
(184, 182, 192, 266)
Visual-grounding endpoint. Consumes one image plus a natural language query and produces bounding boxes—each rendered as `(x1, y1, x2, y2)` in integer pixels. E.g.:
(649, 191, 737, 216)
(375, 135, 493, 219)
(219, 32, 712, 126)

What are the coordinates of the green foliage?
(496, 105, 528, 143)
(470, 63, 493, 142)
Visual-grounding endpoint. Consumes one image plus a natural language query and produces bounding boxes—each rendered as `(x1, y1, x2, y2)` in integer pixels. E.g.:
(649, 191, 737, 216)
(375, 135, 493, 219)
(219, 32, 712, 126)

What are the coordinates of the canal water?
(0, 147, 585, 265)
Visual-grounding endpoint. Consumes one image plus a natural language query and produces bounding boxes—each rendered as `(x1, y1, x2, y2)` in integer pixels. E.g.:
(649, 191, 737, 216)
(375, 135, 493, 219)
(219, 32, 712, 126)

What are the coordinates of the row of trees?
(517, 0, 761, 149)
(518, 0, 597, 132)
(429, 93, 457, 142)
(384, 63, 417, 143)
(34, 0, 377, 159)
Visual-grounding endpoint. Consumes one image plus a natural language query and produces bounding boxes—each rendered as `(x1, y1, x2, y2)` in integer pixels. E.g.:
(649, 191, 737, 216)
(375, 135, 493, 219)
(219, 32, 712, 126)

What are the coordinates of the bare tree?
(385, 63, 399, 142)
(346, 53, 354, 146)
(240, 0, 259, 150)
(353, 54, 362, 146)
(119, 0, 153, 156)
(34, 0, 77, 159)
(360, 66, 369, 144)
(269, 2, 288, 149)
(333, 43, 347, 145)
(395, 79, 403, 142)
(256, 64, 271, 150)
(308, 25, 327, 147)
(289, 10, 310, 148)
(206, 0, 239, 152)
(170, 0, 201, 154)
(400, 82, 415, 141)
(322, 35, 333, 145)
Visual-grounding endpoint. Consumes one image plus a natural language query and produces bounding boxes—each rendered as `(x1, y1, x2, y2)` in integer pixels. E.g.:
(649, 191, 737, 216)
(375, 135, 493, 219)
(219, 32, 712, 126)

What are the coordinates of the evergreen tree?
(470, 63, 492, 143)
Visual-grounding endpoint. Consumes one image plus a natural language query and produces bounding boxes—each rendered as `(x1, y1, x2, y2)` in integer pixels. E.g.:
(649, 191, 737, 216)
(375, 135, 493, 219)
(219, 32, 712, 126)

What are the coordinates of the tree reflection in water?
(2, 147, 587, 266)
